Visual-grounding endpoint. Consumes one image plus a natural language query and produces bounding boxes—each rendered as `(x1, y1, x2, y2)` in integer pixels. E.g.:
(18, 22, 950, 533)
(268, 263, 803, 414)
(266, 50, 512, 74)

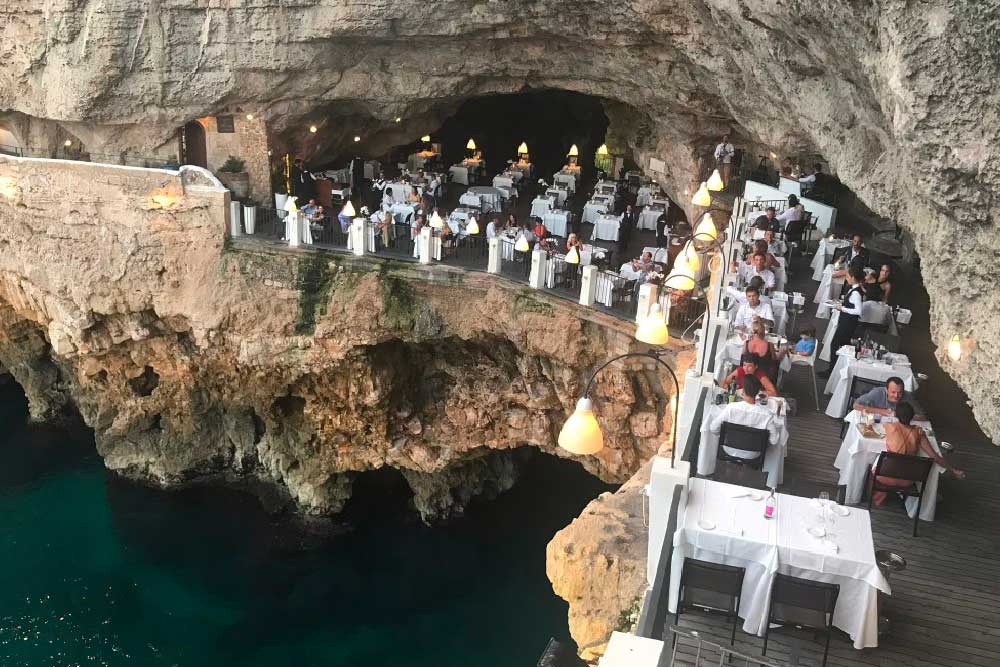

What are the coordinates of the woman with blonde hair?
(742, 320, 779, 382)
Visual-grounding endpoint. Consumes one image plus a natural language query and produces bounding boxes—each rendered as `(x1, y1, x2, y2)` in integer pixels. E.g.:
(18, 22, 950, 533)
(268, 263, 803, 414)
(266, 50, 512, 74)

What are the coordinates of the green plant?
(219, 155, 246, 173)
(294, 253, 334, 335)
(614, 595, 643, 633)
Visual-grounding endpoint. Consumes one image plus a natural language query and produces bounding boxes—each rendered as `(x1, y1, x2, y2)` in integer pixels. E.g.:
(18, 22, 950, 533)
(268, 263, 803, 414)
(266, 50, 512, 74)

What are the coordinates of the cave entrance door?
(181, 121, 207, 168)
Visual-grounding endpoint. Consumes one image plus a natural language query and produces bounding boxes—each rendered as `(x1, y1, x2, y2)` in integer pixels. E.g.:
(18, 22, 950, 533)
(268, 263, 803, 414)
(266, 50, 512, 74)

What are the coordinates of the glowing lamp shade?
(636, 303, 670, 346)
(518, 142, 529, 155)
(947, 334, 962, 361)
(466, 216, 480, 234)
(341, 200, 355, 218)
(567, 144, 579, 157)
(597, 143, 609, 156)
(309, 125, 318, 133)
(394, 117, 402, 123)
(565, 246, 581, 265)
(557, 398, 604, 455)
(665, 266, 697, 292)
(63, 139, 73, 147)
(514, 234, 530, 253)
(680, 242, 701, 273)
(246, 113, 255, 121)
(694, 213, 718, 241)
(430, 211, 445, 228)
(421, 135, 431, 143)
(466, 138, 476, 150)
(692, 182, 712, 207)
(706, 169, 724, 192)
(283, 196, 299, 213)
(354, 136, 361, 142)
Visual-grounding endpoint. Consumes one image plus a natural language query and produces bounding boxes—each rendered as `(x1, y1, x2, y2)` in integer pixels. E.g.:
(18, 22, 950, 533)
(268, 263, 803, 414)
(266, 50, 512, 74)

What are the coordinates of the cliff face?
(1, 0, 996, 440)
(0, 156, 690, 523)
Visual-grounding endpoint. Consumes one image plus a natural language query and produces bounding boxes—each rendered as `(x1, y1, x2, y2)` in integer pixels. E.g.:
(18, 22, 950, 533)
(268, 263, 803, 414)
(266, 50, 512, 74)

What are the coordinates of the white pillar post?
(229, 201, 242, 237)
(646, 456, 691, 584)
(418, 227, 432, 264)
(528, 248, 546, 289)
(287, 211, 302, 247)
(242, 205, 256, 234)
(351, 218, 366, 256)
(487, 238, 501, 274)
(636, 283, 659, 323)
(579, 265, 598, 306)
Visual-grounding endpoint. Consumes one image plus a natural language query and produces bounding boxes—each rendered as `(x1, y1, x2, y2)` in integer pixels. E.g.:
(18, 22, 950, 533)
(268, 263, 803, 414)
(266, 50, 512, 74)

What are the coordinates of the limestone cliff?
(0, 156, 690, 525)
(1, 0, 995, 440)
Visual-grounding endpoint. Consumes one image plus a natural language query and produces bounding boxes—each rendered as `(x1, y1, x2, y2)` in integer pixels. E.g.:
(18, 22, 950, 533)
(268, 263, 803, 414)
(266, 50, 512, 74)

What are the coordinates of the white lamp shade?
(515, 234, 530, 252)
(421, 135, 431, 142)
(557, 398, 604, 455)
(694, 213, 718, 241)
(568, 144, 579, 157)
(596, 143, 609, 156)
(283, 196, 299, 213)
(664, 268, 697, 291)
(430, 211, 445, 228)
(467, 138, 476, 150)
(947, 334, 962, 361)
(518, 142, 529, 154)
(681, 242, 701, 273)
(706, 169, 724, 191)
(635, 304, 670, 345)
(466, 216, 480, 234)
(341, 200, 355, 217)
(565, 247, 581, 264)
(692, 182, 712, 207)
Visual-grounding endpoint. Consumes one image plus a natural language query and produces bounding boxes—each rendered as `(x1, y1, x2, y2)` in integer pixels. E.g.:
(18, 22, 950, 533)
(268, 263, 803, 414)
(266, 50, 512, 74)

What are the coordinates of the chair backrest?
(849, 376, 885, 404)
(719, 422, 770, 454)
(770, 574, 839, 629)
(682, 558, 746, 597)
(874, 451, 934, 484)
(867, 330, 901, 352)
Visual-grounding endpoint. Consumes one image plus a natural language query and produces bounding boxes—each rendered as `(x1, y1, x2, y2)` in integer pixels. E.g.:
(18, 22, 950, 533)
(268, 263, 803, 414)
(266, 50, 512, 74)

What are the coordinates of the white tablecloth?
(459, 192, 482, 209)
(582, 200, 609, 224)
(386, 182, 422, 204)
(553, 172, 576, 192)
(636, 186, 655, 207)
(833, 415, 942, 520)
(595, 182, 617, 196)
(819, 305, 898, 362)
(651, 197, 670, 208)
(468, 186, 503, 211)
(543, 211, 569, 237)
(639, 205, 664, 231)
(713, 336, 792, 382)
(592, 213, 622, 242)
(449, 165, 470, 185)
(530, 196, 555, 218)
(580, 243, 608, 266)
(619, 263, 645, 281)
(697, 399, 789, 488)
(511, 162, 533, 179)
(384, 202, 417, 224)
(811, 238, 851, 281)
(493, 175, 514, 189)
(814, 264, 844, 316)
(593, 193, 614, 206)
(823, 347, 917, 418)
(669, 478, 887, 650)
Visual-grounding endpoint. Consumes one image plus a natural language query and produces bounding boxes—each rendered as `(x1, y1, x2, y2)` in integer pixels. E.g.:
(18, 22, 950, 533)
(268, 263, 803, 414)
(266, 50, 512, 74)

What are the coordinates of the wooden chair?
(764, 574, 840, 667)
(865, 452, 934, 536)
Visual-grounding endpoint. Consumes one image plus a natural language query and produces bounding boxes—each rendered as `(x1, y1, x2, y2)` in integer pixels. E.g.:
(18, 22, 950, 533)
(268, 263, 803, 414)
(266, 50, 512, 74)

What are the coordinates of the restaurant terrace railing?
(233, 204, 729, 334)
(0, 144, 181, 170)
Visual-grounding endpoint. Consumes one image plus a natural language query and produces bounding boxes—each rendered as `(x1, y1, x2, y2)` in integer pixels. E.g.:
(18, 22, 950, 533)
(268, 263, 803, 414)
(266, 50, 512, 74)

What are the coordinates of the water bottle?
(764, 489, 776, 519)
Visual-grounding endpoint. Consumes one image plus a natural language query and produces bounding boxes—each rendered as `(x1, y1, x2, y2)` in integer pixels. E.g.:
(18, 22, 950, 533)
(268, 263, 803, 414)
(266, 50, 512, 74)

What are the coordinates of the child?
(785, 325, 817, 357)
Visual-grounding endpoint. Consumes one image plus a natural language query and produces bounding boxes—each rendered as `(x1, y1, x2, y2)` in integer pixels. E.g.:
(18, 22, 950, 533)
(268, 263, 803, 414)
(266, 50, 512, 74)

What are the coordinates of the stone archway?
(181, 121, 207, 168)
(0, 126, 22, 156)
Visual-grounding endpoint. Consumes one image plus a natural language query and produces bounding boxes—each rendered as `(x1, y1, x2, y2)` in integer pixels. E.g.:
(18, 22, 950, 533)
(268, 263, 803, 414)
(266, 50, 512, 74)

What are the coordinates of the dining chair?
(718, 422, 769, 471)
(763, 574, 840, 667)
(788, 338, 821, 411)
(865, 452, 934, 536)
(675, 558, 746, 647)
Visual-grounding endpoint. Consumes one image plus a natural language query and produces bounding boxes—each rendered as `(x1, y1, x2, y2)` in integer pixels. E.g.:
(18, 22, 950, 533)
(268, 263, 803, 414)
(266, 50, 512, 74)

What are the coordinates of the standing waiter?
(820, 265, 865, 377)
(714, 134, 735, 191)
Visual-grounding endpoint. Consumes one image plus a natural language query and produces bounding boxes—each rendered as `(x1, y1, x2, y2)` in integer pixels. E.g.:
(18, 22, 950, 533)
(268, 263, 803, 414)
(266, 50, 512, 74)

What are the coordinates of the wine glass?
(818, 491, 830, 532)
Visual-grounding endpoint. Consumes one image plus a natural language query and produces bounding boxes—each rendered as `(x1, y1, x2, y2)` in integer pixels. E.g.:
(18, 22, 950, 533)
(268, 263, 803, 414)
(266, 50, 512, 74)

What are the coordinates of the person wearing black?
(290, 158, 317, 200)
(753, 207, 781, 233)
(620, 203, 639, 249)
(832, 233, 868, 270)
(820, 265, 865, 377)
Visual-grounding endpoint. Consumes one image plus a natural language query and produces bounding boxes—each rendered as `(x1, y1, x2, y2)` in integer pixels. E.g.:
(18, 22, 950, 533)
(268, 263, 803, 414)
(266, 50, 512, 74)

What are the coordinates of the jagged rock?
(400, 449, 521, 524)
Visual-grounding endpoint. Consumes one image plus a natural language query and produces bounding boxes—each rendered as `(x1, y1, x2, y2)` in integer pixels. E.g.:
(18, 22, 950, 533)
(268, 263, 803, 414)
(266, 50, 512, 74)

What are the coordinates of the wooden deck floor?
(666, 247, 1000, 666)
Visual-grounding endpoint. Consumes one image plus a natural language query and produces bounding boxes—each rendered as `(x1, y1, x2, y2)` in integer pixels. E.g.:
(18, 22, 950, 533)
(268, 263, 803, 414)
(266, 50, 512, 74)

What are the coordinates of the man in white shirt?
(486, 218, 499, 239)
(739, 253, 776, 290)
(798, 163, 823, 194)
(710, 376, 780, 459)
(732, 285, 774, 329)
(714, 134, 735, 190)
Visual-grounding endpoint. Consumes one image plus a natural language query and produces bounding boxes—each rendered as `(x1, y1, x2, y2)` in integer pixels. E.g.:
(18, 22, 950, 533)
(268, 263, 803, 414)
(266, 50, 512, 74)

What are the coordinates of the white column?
(528, 248, 546, 289)
(351, 218, 366, 256)
(636, 283, 658, 323)
(287, 211, 302, 247)
(487, 238, 501, 274)
(646, 456, 691, 585)
(229, 201, 242, 237)
(579, 265, 598, 306)
(418, 227, 432, 264)
(242, 205, 256, 234)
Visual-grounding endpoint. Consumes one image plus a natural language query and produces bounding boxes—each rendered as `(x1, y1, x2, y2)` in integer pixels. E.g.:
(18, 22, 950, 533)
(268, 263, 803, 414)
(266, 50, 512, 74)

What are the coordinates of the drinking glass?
(818, 491, 830, 531)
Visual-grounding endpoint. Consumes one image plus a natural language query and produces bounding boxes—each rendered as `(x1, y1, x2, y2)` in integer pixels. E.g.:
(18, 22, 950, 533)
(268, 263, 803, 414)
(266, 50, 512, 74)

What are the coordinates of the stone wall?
(198, 114, 272, 203)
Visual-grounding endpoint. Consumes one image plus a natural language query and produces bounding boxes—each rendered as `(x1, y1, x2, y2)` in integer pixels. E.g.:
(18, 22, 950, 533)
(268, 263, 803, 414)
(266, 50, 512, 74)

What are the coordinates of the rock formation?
(0, 156, 690, 525)
(1, 0, 996, 440)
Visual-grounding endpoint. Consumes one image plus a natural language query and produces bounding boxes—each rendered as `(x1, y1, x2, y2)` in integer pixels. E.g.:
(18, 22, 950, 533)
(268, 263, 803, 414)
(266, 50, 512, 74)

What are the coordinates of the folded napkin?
(819, 538, 839, 554)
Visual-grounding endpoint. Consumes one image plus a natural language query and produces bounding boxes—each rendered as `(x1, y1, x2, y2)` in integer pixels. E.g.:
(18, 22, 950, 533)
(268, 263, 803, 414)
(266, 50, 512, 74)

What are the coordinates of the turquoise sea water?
(0, 382, 613, 667)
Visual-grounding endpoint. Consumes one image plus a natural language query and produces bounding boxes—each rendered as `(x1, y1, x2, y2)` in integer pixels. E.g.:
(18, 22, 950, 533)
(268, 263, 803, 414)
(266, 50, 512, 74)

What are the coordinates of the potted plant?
(216, 155, 250, 200)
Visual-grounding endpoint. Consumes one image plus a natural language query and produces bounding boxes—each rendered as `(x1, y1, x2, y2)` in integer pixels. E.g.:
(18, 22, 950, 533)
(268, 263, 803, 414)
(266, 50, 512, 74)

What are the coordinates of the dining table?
(811, 237, 852, 281)
(697, 393, 790, 489)
(669, 478, 888, 650)
(833, 411, 943, 520)
(823, 347, 917, 418)
(543, 210, 569, 237)
(713, 333, 793, 383)
(553, 172, 577, 192)
(530, 195, 555, 219)
(592, 213, 622, 242)
(582, 200, 609, 225)
(638, 204, 664, 231)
